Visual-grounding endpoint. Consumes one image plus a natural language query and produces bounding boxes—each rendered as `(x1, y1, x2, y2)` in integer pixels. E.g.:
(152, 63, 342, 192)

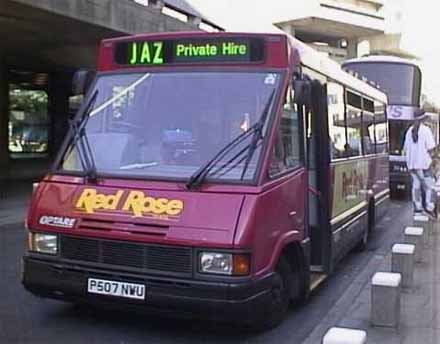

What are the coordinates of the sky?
(397, 0, 440, 105)
(189, 0, 439, 105)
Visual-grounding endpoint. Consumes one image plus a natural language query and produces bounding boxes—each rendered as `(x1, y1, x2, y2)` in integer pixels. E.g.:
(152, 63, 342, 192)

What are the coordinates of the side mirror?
(293, 79, 312, 106)
(72, 69, 96, 95)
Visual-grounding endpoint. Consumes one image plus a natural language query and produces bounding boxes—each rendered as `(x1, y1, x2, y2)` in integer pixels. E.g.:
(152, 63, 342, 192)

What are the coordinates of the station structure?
(0, 0, 222, 183)
(274, 0, 415, 63)
(0, 0, 421, 185)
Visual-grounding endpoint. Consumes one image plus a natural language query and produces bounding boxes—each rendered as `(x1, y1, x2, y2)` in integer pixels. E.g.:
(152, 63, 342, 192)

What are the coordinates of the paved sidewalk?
(304, 210, 440, 344)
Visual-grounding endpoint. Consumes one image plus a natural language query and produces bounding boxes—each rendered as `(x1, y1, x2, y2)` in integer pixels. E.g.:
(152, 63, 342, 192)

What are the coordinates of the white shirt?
(404, 123, 436, 170)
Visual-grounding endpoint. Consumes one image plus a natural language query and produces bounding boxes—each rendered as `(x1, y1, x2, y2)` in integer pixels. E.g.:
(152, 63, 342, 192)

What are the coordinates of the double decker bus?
(22, 32, 388, 329)
(342, 56, 422, 197)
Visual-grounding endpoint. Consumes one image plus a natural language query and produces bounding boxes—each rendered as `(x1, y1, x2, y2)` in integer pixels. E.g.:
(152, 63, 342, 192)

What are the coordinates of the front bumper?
(22, 257, 274, 321)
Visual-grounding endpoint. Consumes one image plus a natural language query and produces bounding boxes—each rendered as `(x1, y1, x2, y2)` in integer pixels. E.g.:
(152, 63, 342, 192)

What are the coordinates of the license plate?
(87, 278, 145, 300)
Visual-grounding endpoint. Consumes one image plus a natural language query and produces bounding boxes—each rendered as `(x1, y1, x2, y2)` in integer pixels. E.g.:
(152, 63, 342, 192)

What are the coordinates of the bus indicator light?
(233, 254, 250, 276)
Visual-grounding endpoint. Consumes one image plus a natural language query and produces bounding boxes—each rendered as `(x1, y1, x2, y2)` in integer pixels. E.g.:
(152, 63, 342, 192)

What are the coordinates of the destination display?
(114, 37, 265, 65)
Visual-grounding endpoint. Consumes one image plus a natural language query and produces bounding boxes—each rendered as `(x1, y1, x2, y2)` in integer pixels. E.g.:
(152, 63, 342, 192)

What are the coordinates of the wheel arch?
(278, 240, 310, 301)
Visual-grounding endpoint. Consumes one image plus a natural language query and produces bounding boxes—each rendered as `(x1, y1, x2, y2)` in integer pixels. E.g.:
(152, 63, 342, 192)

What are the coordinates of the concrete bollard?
(414, 214, 432, 238)
(404, 227, 424, 262)
(391, 244, 415, 289)
(370, 272, 401, 328)
(322, 327, 367, 344)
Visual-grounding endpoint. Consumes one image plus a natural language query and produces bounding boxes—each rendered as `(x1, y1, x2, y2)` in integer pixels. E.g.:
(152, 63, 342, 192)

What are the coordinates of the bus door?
(303, 77, 333, 277)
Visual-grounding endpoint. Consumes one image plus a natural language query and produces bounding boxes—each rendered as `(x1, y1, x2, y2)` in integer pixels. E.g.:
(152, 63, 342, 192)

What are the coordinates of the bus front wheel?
(254, 256, 292, 330)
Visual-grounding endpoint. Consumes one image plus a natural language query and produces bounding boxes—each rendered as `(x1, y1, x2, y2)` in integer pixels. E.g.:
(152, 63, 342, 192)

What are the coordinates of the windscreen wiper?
(186, 90, 275, 189)
(68, 90, 99, 182)
(240, 90, 275, 179)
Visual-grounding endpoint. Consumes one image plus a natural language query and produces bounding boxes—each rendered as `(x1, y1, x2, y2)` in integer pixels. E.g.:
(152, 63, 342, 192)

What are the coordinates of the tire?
(252, 256, 292, 331)
(368, 201, 376, 233)
(355, 227, 369, 252)
(71, 302, 94, 314)
(356, 202, 374, 252)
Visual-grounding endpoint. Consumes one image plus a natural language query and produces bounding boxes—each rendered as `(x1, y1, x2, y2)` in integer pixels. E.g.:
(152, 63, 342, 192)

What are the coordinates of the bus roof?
(343, 55, 418, 66)
(288, 36, 388, 103)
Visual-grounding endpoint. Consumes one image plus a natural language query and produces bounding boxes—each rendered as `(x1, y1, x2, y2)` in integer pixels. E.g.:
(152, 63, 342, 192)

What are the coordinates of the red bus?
(22, 32, 389, 329)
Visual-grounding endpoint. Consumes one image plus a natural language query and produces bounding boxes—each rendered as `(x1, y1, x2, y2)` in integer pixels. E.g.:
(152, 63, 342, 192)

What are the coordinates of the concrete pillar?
(150, 0, 165, 10)
(279, 24, 295, 36)
(322, 327, 367, 344)
(404, 227, 424, 262)
(48, 72, 71, 159)
(391, 244, 415, 289)
(414, 214, 433, 240)
(371, 272, 401, 327)
(347, 38, 359, 58)
(0, 58, 9, 192)
(187, 15, 202, 27)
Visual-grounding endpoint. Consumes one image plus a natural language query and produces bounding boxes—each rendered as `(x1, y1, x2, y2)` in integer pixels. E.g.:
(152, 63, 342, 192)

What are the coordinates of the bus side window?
(362, 97, 375, 155)
(327, 82, 346, 160)
(269, 86, 301, 177)
(345, 91, 362, 158)
(374, 101, 388, 153)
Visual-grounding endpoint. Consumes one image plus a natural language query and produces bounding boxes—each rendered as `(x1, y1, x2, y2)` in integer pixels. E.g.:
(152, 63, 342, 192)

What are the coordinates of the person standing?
(403, 109, 437, 214)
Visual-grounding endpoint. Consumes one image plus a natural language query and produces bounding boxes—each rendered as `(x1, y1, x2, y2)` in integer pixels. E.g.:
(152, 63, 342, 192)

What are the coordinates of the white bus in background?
(342, 56, 423, 198)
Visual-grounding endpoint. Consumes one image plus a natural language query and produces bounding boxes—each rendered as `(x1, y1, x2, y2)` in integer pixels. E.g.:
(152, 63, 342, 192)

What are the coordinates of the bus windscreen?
(343, 62, 421, 106)
(114, 37, 265, 66)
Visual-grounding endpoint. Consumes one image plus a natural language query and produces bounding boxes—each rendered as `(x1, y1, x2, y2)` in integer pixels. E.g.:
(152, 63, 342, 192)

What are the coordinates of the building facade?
(275, 0, 414, 63)
(275, 0, 385, 62)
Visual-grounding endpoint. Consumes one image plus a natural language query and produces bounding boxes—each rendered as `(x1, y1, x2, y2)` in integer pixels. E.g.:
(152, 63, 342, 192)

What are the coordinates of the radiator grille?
(60, 236, 192, 276)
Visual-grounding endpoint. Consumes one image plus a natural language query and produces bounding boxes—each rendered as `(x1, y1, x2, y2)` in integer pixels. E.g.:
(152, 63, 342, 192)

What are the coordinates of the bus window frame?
(361, 109, 377, 156)
(344, 89, 363, 158)
(374, 101, 389, 155)
(327, 81, 346, 162)
(328, 84, 388, 162)
(267, 81, 306, 180)
(52, 68, 287, 187)
(360, 96, 376, 156)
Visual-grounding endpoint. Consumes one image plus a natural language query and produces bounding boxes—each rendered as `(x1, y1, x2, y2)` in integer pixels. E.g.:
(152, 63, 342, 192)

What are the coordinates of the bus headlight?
(28, 232, 58, 255)
(199, 252, 250, 276)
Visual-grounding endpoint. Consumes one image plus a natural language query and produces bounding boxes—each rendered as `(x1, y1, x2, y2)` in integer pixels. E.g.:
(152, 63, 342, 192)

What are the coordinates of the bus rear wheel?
(253, 256, 292, 330)
(356, 201, 375, 252)
(356, 228, 369, 252)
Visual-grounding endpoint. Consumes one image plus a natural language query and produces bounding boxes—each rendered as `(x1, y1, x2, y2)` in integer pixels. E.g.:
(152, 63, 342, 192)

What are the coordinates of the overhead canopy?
(276, 16, 384, 41)
(164, 0, 223, 30)
(0, 0, 216, 71)
(362, 34, 419, 59)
